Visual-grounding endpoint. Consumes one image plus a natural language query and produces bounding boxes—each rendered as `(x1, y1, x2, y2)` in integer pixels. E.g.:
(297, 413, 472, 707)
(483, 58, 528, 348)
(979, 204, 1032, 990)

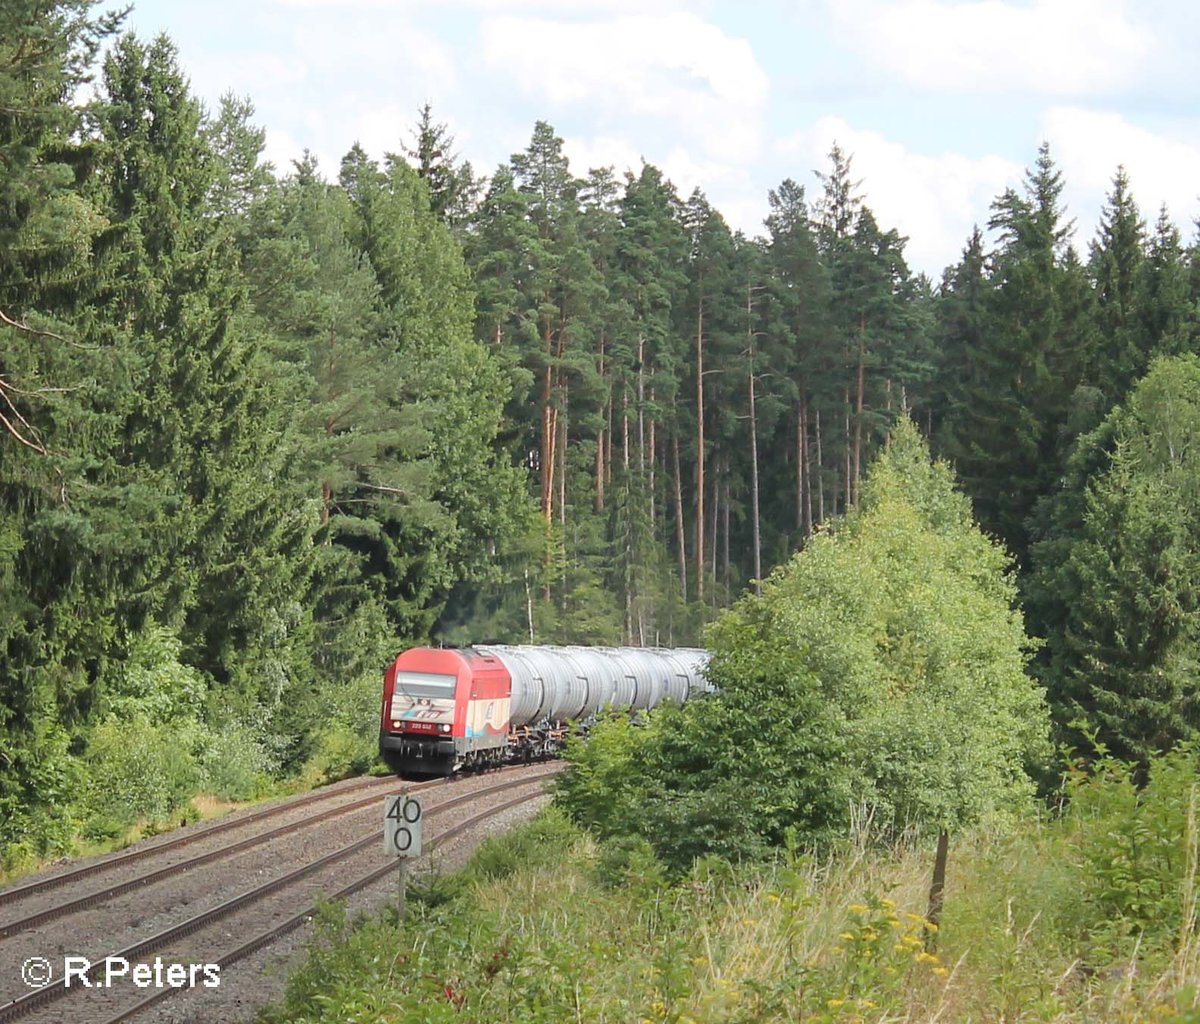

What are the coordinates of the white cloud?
(835, 0, 1154, 95)
(561, 135, 763, 234)
(1041, 107, 1200, 238)
(275, 0, 689, 9)
(288, 20, 457, 93)
(480, 12, 768, 160)
(780, 117, 1023, 275)
(561, 135, 646, 177)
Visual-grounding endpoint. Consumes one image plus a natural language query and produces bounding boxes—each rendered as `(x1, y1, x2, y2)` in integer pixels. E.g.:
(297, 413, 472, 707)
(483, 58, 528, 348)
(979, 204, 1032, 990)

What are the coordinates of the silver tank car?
(474, 645, 711, 727)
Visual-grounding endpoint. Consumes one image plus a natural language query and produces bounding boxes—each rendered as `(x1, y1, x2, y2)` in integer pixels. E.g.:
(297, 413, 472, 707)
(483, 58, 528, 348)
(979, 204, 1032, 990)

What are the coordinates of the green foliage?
(82, 715, 199, 836)
(195, 722, 273, 801)
(266, 754, 1200, 1024)
(1033, 355, 1200, 761)
(99, 624, 207, 723)
(302, 669, 385, 782)
(1064, 747, 1200, 961)
(561, 422, 1048, 869)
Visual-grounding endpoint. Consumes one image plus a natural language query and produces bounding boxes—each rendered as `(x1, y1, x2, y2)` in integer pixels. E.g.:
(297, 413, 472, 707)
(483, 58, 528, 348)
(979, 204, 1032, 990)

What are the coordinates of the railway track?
(0, 775, 446, 940)
(0, 764, 560, 1024)
(0, 772, 404, 912)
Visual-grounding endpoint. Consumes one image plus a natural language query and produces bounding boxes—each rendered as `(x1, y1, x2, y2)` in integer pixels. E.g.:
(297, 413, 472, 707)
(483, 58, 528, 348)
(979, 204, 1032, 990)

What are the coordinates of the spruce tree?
(1034, 356, 1200, 762)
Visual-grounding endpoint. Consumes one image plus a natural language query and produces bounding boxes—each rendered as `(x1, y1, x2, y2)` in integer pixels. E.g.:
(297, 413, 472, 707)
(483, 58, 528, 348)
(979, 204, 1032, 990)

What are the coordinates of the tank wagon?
(379, 645, 710, 776)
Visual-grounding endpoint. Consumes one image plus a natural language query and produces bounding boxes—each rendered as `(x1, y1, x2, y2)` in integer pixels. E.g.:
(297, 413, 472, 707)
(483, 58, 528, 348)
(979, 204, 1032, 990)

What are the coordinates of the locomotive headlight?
(391, 721, 401, 729)
(440, 724, 451, 733)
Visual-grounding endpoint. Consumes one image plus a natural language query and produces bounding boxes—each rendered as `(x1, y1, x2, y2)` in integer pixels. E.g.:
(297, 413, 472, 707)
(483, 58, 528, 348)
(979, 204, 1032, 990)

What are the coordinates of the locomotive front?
(379, 646, 511, 776)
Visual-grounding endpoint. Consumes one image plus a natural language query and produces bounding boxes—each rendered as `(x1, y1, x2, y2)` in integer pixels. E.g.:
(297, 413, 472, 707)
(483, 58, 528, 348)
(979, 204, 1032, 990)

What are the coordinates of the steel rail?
(96, 785, 550, 1024)
(0, 774, 400, 910)
(0, 777, 449, 941)
(0, 767, 559, 1024)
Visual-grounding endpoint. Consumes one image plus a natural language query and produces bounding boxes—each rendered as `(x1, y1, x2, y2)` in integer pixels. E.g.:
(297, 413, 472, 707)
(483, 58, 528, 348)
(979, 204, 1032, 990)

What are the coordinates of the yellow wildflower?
(848, 903, 868, 914)
(916, 951, 939, 964)
(932, 966, 950, 977)
(827, 998, 845, 1008)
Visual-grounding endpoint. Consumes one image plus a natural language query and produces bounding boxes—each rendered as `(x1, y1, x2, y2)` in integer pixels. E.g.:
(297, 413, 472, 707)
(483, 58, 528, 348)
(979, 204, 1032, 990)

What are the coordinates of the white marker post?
(384, 792, 423, 922)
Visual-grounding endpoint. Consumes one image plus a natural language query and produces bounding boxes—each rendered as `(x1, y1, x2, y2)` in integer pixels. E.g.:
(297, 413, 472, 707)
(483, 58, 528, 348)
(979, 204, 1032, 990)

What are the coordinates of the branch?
(0, 406, 48, 454)
(0, 307, 67, 341)
(356, 482, 411, 496)
(0, 376, 49, 454)
(0, 308, 93, 350)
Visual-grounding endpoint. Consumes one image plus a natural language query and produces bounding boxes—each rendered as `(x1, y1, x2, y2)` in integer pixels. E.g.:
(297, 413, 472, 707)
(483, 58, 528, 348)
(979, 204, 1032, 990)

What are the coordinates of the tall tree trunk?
(558, 379, 567, 527)
(815, 406, 825, 524)
(844, 387, 852, 512)
(722, 474, 731, 589)
(695, 295, 706, 603)
(540, 305, 560, 525)
(648, 385, 656, 530)
(595, 427, 605, 512)
(853, 319, 865, 506)
(885, 379, 893, 448)
(672, 431, 688, 602)
(622, 387, 630, 471)
(595, 332, 606, 512)
(801, 394, 813, 538)
(708, 456, 719, 605)
(637, 336, 646, 478)
(749, 348, 762, 595)
(605, 395, 613, 489)
(795, 400, 804, 534)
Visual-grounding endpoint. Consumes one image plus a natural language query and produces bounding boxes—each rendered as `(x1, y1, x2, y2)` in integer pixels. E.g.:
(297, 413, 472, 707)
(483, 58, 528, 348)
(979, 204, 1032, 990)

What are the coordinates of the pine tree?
(83, 35, 313, 708)
(939, 143, 1083, 567)
(764, 178, 830, 540)
(1085, 166, 1147, 406)
(0, 0, 126, 857)
(1033, 355, 1200, 762)
(399, 103, 478, 228)
(1138, 206, 1193, 358)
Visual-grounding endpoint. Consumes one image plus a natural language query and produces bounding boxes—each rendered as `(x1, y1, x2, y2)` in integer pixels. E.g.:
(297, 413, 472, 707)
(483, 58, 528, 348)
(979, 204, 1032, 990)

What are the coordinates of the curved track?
(0, 764, 560, 1024)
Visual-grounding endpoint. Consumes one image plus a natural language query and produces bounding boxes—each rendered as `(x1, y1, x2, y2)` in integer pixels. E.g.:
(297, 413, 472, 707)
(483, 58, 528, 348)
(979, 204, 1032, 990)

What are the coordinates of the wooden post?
(925, 830, 949, 951)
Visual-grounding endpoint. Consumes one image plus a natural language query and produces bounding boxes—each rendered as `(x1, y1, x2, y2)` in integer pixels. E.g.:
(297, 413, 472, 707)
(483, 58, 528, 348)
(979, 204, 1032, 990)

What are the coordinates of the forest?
(4, 0, 1200, 869)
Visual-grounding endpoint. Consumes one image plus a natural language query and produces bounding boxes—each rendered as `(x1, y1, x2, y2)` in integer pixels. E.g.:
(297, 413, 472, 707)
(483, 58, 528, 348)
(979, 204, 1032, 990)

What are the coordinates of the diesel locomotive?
(379, 644, 710, 776)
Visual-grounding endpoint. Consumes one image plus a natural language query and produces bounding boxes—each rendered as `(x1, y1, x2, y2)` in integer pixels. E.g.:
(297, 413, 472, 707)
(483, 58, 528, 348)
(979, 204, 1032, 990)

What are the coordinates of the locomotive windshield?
(393, 670, 457, 698)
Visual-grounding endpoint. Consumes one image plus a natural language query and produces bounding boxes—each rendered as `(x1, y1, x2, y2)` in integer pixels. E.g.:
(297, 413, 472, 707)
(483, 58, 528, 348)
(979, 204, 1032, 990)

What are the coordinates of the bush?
(302, 669, 384, 782)
(559, 423, 1050, 870)
(1064, 746, 1200, 962)
(196, 721, 274, 801)
(82, 715, 199, 833)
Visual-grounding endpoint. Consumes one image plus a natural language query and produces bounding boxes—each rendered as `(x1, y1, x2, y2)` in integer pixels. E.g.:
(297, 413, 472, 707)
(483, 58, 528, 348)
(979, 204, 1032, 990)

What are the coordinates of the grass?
(259, 789, 1200, 1024)
(0, 762, 389, 889)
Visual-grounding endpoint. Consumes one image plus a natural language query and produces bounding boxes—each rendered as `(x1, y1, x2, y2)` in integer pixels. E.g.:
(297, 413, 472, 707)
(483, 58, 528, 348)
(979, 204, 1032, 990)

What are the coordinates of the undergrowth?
(259, 750, 1200, 1024)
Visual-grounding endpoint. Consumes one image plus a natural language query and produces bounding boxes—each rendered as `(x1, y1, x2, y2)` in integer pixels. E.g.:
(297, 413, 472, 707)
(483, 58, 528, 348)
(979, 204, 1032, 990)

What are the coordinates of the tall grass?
(262, 753, 1200, 1023)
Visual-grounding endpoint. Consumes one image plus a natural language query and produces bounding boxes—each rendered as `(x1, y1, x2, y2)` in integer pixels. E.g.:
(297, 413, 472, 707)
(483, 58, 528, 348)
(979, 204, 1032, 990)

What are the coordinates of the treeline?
(5, 0, 1200, 862)
(0, 9, 529, 856)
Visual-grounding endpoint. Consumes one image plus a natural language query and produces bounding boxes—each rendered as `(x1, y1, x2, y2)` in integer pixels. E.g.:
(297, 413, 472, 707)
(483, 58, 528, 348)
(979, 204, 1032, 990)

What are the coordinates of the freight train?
(379, 645, 710, 776)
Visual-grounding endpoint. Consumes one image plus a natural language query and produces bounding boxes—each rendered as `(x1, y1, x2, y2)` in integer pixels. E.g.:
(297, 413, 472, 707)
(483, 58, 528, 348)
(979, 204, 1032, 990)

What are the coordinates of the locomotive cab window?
(393, 671, 457, 697)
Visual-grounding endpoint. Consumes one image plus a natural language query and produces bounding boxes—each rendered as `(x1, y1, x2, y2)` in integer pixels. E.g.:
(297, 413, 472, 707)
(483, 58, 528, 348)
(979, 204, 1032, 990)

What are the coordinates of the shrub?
(82, 715, 199, 833)
(559, 422, 1050, 869)
(1064, 746, 1200, 963)
(196, 721, 274, 801)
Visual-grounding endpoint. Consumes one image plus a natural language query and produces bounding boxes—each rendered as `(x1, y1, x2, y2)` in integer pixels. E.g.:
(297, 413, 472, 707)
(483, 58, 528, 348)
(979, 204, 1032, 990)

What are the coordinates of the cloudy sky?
(101, 0, 1200, 277)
